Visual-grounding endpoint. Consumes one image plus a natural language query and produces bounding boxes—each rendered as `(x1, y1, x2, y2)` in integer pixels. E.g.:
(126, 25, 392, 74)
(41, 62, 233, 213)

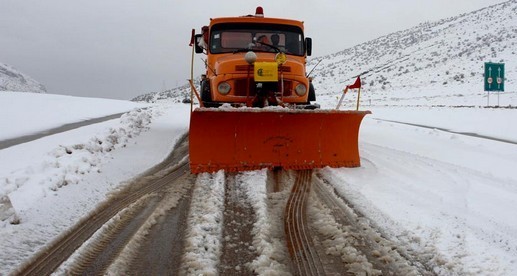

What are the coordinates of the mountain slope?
(131, 83, 191, 103)
(0, 63, 47, 93)
(311, 0, 516, 107)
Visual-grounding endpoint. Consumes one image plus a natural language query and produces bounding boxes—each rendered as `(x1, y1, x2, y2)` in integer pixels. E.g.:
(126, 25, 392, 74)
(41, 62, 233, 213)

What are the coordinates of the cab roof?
(208, 7, 305, 30)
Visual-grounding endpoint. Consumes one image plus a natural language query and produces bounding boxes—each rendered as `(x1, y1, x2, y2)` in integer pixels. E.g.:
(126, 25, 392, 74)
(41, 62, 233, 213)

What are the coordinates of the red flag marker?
(348, 76, 361, 89)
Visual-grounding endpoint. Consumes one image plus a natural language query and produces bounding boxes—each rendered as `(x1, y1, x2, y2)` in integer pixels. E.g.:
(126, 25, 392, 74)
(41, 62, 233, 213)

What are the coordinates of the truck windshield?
(210, 23, 305, 56)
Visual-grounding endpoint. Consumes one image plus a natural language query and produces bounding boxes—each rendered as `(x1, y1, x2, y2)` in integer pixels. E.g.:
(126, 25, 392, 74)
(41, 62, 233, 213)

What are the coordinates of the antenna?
(202, 58, 217, 76)
(306, 59, 323, 78)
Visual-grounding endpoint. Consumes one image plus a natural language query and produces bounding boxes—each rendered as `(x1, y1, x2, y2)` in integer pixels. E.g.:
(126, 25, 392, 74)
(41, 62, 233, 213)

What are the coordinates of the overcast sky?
(0, 0, 507, 100)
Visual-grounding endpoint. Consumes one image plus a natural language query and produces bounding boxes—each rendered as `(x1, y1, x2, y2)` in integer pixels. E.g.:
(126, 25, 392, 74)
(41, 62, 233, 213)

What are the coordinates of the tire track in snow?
(284, 169, 325, 275)
(312, 174, 425, 275)
(218, 172, 257, 274)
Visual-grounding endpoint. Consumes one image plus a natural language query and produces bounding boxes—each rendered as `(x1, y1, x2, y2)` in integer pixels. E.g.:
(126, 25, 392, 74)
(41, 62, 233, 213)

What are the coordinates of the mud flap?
(189, 108, 370, 173)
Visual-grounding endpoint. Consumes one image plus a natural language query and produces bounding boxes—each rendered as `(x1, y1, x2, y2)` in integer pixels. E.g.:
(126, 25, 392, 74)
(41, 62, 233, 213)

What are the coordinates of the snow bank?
(2, 108, 156, 215)
(0, 102, 191, 274)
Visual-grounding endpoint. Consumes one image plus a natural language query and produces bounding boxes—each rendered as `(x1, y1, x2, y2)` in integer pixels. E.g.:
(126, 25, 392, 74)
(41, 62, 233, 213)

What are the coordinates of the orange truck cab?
(193, 7, 316, 108)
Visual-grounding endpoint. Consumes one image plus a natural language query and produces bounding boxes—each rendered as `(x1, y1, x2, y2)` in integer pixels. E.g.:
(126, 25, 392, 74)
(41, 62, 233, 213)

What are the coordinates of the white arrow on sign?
(498, 67, 502, 89)
(488, 67, 492, 88)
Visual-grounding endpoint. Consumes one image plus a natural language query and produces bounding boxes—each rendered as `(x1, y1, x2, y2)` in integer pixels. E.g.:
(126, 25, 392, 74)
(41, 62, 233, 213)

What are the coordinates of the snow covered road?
(1, 93, 517, 275)
(321, 117, 517, 274)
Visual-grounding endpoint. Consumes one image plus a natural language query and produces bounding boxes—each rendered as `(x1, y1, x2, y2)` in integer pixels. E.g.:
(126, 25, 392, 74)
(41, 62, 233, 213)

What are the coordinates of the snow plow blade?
(189, 108, 370, 173)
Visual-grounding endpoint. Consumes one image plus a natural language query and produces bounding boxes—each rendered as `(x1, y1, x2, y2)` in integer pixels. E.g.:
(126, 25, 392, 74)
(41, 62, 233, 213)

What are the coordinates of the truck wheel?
(200, 80, 212, 102)
(308, 82, 316, 102)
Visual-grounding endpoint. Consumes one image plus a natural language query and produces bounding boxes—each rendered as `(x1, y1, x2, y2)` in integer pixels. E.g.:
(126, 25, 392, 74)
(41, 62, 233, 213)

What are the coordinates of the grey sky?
(0, 0, 507, 100)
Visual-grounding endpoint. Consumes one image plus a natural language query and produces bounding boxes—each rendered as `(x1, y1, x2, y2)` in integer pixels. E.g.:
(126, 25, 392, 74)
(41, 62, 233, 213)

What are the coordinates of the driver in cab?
(255, 35, 271, 51)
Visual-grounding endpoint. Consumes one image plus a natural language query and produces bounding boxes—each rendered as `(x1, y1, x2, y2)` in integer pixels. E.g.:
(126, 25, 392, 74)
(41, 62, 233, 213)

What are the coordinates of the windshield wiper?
(257, 42, 281, 53)
(232, 48, 252, 54)
(232, 42, 282, 54)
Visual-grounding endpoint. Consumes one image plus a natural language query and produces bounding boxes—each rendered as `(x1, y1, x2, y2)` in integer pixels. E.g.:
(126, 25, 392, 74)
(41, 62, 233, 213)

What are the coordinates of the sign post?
(484, 62, 505, 106)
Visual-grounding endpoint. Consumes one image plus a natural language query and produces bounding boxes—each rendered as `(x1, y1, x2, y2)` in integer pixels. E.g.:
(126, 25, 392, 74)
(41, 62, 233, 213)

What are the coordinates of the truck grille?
(235, 65, 291, 72)
(234, 79, 293, 97)
(234, 79, 256, 96)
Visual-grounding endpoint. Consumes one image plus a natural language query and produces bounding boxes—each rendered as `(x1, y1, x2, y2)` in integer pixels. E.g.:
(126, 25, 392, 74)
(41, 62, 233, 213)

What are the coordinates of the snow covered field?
(0, 90, 516, 274)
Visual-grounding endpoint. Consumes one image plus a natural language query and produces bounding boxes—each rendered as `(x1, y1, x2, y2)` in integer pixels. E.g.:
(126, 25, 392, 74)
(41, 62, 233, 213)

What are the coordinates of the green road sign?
(484, 62, 505, 92)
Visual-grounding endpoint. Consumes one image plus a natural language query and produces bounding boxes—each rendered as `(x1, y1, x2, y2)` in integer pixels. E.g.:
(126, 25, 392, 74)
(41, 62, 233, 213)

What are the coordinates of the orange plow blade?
(188, 108, 370, 173)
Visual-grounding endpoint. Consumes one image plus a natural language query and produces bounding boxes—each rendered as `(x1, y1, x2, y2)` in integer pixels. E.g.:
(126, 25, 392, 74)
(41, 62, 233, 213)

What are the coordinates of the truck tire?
(308, 82, 316, 102)
(200, 79, 212, 102)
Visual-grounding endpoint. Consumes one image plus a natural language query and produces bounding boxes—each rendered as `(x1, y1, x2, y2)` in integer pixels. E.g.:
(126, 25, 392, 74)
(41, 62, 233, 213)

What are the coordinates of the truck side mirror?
(195, 34, 204, 54)
(305, 37, 312, 56)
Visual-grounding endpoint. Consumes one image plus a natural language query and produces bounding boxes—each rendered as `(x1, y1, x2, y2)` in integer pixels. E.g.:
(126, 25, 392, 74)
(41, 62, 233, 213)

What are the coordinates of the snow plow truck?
(188, 7, 369, 173)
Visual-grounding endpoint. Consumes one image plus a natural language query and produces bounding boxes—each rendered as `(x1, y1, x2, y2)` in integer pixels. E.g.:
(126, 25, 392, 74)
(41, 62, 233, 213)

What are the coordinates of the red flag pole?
(356, 86, 362, 111)
(336, 86, 349, 109)
(348, 76, 362, 110)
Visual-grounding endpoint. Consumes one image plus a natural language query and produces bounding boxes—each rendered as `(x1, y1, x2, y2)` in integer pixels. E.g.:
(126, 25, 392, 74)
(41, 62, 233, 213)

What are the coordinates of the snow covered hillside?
(131, 83, 192, 103)
(311, 0, 517, 107)
(0, 62, 47, 93)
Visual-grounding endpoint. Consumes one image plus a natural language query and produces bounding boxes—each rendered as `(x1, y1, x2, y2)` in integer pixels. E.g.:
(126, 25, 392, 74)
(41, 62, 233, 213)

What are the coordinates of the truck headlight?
(294, 83, 307, 96)
(218, 82, 231, 95)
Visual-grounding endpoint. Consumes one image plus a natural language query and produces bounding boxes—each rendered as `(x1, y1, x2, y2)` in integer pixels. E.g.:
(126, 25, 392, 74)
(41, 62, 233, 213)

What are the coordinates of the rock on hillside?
(0, 62, 47, 93)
